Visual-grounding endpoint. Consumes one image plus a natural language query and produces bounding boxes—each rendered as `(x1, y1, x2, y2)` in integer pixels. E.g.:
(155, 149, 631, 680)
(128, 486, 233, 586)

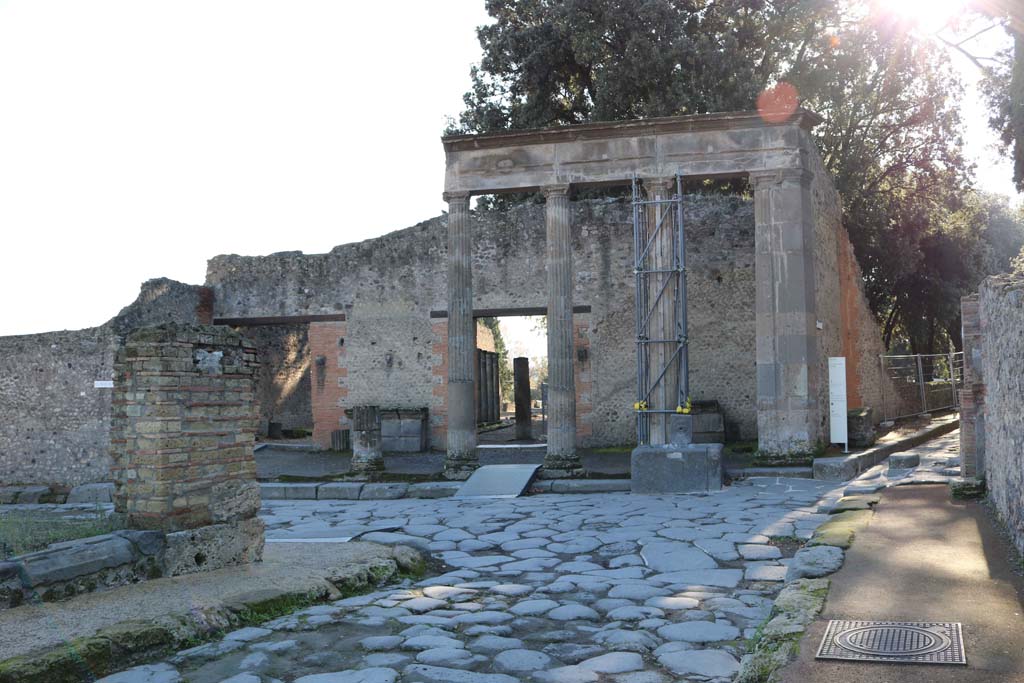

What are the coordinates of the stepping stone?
(493, 649, 554, 673)
(657, 649, 739, 677)
(657, 621, 740, 642)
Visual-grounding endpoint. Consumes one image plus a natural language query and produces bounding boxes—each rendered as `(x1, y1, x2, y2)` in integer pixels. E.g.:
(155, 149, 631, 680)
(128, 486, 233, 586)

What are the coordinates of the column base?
(542, 451, 583, 478)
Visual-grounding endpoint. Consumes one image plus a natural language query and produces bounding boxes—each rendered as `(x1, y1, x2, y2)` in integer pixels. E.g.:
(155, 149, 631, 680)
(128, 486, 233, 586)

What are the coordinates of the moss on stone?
(950, 477, 986, 500)
(808, 509, 873, 549)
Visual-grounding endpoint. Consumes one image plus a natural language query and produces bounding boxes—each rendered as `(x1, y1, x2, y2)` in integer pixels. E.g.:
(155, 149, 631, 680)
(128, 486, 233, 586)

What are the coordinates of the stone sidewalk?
(104, 477, 847, 682)
(779, 484, 1024, 683)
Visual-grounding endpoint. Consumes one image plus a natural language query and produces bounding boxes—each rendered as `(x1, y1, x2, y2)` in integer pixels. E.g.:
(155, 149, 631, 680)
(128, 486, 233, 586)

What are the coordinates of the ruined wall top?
(442, 109, 823, 195)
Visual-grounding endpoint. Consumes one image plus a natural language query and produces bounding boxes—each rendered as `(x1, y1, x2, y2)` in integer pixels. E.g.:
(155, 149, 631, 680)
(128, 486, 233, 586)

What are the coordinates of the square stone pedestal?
(631, 443, 724, 494)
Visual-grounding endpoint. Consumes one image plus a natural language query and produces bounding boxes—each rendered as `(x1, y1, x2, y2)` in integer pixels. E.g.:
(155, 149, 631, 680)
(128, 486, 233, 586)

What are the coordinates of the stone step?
(726, 466, 813, 479)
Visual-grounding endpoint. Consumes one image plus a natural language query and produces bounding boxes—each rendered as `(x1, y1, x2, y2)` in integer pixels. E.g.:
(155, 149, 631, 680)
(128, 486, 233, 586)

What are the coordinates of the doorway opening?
(476, 314, 547, 445)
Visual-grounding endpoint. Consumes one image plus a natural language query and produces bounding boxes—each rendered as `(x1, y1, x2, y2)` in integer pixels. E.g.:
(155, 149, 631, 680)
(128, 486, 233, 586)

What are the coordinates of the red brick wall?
(310, 321, 349, 449)
(574, 318, 593, 444)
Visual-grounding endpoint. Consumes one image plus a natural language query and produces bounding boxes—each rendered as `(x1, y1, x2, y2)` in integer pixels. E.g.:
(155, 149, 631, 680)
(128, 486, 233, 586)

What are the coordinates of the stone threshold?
(812, 415, 960, 481)
(259, 478, 633, 501)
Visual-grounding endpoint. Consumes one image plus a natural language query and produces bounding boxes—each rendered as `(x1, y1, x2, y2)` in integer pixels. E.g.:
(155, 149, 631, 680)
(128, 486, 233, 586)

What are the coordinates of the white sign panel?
(94, 380, 114, 389)
(828, 357, 848, 453)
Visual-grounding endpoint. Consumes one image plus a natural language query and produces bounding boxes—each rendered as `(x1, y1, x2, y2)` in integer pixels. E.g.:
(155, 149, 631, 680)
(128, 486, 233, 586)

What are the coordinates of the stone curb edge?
(259, 478, 633, 501)
(812, 417, 959, 481)
(0, 545, 427, 683)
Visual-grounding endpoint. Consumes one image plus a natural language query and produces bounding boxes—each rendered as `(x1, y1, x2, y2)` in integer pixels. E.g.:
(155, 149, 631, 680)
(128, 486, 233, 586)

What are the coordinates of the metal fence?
(879, 352, 964, 421)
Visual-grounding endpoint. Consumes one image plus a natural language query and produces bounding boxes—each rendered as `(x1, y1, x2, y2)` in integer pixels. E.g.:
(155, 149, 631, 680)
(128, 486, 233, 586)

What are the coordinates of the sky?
(0, 1, 1019, 344)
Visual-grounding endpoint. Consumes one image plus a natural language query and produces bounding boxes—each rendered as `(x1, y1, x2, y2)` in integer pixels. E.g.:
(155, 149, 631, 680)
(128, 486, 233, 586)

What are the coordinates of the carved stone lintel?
(541, 183, 571, 198)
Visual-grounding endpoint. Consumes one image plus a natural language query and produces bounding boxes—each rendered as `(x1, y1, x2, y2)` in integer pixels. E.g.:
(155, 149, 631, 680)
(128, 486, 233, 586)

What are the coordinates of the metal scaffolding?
(632, 176, 689, 445)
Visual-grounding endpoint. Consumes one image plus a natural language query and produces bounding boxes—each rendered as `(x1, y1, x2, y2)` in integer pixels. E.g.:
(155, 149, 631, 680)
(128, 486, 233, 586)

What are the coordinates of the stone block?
(630, 444, 723, 494)
(407, 482, 460, 499)
(888, 452, 920, 469)
(66, 483, 115, 504)
(259, 483, 320, 500)
(360, 483, 409, 500)
(785, 545, 844, 582)
(318, 482, 364, 500)
(162, 517, 265, 577)
(812, 455, 859, 481)
(848, 408, 876, 448)
(114, 530, 166, 557)
(18, 533, 136, 587)
(210, 480, 262, 523)
(15, 486, 51, 504)
(667, 414, 693, 446)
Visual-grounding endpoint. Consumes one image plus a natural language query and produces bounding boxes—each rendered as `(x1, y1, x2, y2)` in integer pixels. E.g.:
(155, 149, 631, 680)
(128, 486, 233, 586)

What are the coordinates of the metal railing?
(879, 352, 964, 421)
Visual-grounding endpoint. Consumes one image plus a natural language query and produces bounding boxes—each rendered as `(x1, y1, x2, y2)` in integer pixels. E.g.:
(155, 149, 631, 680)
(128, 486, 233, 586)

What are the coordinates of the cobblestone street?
(103, 477, 847, 683)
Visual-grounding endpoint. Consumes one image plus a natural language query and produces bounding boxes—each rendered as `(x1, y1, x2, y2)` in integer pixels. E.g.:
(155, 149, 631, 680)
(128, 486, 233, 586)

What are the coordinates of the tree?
(453, 0, 990, 351)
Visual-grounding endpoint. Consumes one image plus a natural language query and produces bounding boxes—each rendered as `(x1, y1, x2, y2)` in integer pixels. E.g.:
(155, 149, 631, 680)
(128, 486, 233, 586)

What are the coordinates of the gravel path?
(106, 476, 847, 683)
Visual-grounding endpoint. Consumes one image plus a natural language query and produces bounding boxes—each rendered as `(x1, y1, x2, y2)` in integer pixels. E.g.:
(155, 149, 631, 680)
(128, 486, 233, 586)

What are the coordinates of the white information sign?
(94, 380, 114, 389)
(828, 357, 848, 453)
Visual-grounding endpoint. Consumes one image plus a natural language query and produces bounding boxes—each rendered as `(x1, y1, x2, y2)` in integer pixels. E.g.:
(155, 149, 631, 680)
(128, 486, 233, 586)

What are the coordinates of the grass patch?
(0, 508, 122, 559)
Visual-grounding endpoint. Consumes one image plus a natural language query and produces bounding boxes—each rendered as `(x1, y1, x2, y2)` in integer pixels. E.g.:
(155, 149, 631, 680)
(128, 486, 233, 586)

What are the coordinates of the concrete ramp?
(455, 464, 541, 499)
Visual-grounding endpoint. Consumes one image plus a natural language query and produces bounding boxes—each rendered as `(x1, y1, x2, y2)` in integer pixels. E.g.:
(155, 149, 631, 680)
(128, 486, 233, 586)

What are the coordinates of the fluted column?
(542, 184, 580, 474)
(443, 191, 478, 478)
(644, 177, 681, 445)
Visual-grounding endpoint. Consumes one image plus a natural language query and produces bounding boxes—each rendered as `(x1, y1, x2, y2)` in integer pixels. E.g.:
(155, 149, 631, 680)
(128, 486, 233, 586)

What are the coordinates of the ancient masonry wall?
(237, 323, 312, 436)
(806, 138, 896, 434)
(976, 274, 1024, 555)
(206, 196, 760, 449)
(0, 280, 211, 487)
(959, 294, 984, 478)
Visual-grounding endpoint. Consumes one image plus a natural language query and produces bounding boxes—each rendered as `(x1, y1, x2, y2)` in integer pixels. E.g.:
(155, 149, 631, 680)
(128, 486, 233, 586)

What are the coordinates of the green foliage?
(479, 317, 514, 400)
(453, 1, 1024, 352)
(983, 30, 1024, 192)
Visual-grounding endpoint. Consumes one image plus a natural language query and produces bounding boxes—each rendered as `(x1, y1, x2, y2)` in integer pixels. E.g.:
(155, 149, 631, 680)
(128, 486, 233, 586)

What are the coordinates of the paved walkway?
(779, 484, 1024, 683)
(107, 477, 845, 683)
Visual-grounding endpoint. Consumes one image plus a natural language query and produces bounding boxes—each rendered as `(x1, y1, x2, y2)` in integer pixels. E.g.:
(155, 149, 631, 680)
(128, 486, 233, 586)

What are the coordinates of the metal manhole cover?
(816, 620, 965, 665)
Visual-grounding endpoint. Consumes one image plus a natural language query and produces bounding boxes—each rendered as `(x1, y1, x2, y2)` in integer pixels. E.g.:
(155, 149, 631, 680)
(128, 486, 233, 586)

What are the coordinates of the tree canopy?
(451, 0, 1024, 352)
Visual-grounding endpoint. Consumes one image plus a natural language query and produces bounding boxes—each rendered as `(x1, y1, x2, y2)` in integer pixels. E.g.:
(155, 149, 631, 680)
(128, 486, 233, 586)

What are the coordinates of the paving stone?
(737, 544, 781, 560)
(402, 635, 464, 651)
(423, 586, 477, 601)
(467, 634, 525, 653)
(786, 545, 844, 582)
(640, 542, 717, 571)
(605, 605, 664, 621)
(402, 597, 447, 613)
(657, 648, 740, 677)
(402, 664, 519, 683)
(644, 595, 699, 611)
(493, 648, 554, 673)
(96, 664, 182, 683)
(547, 604, 600, 620)
(359, 532, 431, 552)
(578, 651, 644, 673)
(220, 675, 261, 683)
(534, 665, 600, 683)
(591, 629, 659, 652)
(250, 639, 298, 653)
(657, 620, 740, 642)
(652, 568, 743, 588)
(509, 598, 560, 615)
(294, 671, 400, 683)
(361, 636, 404, 651)
(415, 647, 475, 667)
(607, 584, 668, 600)
(543, 642, 606, 663)
(744, 564, 787, 581)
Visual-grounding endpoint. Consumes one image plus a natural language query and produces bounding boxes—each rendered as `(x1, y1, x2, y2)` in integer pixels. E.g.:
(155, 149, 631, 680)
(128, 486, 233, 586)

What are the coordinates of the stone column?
(514, 357, 532, 440)
(444, 191, 478, 478)
(542, 184, 580, 474)
(643, 177, 682, 445)
(351, 405, 384, 476)
(750, 169, 821, 454)
(490, 352, 501, 423)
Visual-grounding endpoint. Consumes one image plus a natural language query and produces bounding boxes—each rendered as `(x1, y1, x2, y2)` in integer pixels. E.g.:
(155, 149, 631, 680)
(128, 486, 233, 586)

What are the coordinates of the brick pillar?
(310, 321, 348, 449)
(111, 323, 264, 576)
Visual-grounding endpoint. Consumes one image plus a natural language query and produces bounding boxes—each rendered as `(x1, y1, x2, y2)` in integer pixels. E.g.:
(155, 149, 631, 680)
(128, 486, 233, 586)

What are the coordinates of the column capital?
(641, 177, 678, 196)
(749, 168, 813, 189)
(442, 190, 471, 204)
(541, 183, 571, 198)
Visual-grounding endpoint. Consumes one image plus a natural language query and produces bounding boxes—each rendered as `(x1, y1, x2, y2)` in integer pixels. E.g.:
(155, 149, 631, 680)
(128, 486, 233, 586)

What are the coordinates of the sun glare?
(883, 0, 968, 34)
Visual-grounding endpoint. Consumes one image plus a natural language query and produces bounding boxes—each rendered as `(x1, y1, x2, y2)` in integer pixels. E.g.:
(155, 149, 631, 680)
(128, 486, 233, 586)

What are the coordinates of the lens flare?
(757, 82, 800, 124)
(880, 0, 967, 34)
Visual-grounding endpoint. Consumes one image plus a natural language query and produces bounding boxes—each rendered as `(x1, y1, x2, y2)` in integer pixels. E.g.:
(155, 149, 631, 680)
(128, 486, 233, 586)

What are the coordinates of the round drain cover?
(836, 624, 952, 657)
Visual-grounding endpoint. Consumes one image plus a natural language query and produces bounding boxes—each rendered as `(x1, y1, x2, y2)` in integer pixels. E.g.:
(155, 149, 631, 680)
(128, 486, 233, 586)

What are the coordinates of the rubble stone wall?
(977, 274, 1024, 555)
(0, 280, 209, 487)
(206, 196, 760, 448)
